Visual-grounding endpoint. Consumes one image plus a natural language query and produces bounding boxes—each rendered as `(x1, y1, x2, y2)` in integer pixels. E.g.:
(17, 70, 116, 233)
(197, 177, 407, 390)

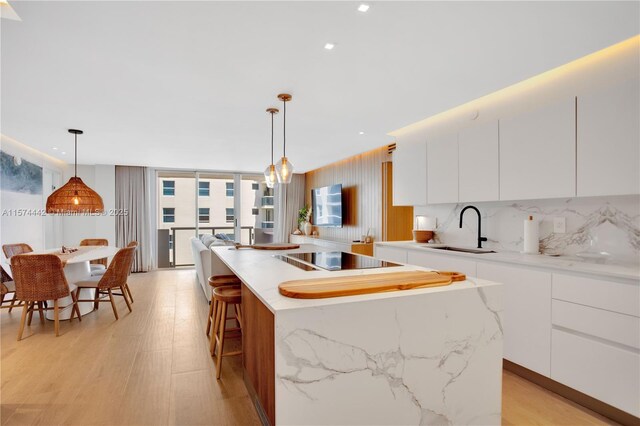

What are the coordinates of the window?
(225, 208, 234, 223)
(251, 208, 259, 215)
(251, 183, 259, 191)
(198, 208, 210, 223)
(163, 180, 175, 196)
(163, 208, 175, 223)
(198, 181, 210, 196)
(225, 182, 234, 197)
(169, 234, 173, 250)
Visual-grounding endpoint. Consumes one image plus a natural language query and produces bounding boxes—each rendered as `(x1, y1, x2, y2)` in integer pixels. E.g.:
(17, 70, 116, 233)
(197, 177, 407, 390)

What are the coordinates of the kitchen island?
(211, 245, 503, 425)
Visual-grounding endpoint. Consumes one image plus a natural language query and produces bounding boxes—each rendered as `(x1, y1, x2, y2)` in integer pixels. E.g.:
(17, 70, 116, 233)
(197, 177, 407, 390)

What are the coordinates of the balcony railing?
(157, 226, 254, 267)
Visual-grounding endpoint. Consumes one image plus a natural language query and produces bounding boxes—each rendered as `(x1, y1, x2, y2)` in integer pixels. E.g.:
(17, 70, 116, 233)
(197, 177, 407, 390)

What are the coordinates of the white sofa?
(190, 236, 234, 299)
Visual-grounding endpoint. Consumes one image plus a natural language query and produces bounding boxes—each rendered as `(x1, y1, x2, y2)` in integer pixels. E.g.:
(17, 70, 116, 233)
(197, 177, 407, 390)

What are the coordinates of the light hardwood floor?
(1, 269, 615, 425)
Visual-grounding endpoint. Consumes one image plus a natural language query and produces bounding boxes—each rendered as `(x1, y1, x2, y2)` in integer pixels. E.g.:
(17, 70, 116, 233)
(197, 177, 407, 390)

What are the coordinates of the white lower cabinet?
(375, 245, 640, 415)
(406, 250, 477, 277)
(374, 246, 408, 264)
(551, 329, 640, 417)
(476, 262, 552, 377)
(551, 273, 640, 415)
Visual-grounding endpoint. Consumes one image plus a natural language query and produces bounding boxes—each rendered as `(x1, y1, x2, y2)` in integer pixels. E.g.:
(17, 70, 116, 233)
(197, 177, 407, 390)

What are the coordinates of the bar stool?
(211, 286, 242, 379)
(206, 275, 241, 337)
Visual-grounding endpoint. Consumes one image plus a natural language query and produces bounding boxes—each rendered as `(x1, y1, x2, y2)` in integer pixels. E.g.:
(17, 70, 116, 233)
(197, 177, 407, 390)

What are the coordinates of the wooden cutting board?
(279, 270, 466, 299)
(235, 243, 300, 250)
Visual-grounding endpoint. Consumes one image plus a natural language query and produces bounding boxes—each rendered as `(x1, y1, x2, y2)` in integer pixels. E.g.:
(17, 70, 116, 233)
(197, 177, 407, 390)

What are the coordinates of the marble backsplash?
(414, 195, 640, 265)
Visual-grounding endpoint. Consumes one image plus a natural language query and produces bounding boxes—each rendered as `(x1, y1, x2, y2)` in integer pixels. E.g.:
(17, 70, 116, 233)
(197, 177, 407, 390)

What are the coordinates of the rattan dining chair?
(79, 238, 109, 276)
(2, 243, 33, 259)
(2, 244, 33, 312)
(10, 254, 81, 340)
(1, 264, 22, 311)
(74, 245, 136, 320)
(123, 241, 138, 302)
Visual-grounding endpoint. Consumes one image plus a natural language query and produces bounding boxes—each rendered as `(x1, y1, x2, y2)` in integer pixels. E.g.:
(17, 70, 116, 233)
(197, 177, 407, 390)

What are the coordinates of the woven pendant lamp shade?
(46, 177, 104, 213)
(46, 129, 104, 214)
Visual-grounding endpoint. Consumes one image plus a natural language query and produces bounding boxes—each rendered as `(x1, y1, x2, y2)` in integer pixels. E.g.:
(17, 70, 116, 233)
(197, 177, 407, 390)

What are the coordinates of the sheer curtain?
(115, 166, 154, 272)
(274, 174, 306, 243)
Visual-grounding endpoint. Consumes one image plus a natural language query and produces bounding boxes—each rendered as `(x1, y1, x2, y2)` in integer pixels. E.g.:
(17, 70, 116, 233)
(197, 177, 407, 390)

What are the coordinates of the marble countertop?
(375, 241, 640, 281)
(211, 244, 501, 313)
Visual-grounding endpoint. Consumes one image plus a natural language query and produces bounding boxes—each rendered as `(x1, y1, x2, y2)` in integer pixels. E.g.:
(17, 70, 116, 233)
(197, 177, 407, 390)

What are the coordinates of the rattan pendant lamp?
(46, 129, 104, 214)
(275, 93, 294, 184)
(263, 107, 279, 189)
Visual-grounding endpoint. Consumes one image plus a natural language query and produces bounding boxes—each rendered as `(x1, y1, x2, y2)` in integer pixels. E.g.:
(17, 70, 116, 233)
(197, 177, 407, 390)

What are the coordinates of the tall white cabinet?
(458, 120, 500, 202)
(426, 131, 458, 204)
(577, 76, 640, 197)
(392, 132, 427, 206)
(499, 97, 576, 200)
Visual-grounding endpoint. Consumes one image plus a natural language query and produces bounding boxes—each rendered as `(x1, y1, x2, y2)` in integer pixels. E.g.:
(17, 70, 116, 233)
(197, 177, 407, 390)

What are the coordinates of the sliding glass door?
(156, 170, 274, 267)
(157, 171, 197, 267)
(241, 174, 274, 244)
(196, 172, 238, 242)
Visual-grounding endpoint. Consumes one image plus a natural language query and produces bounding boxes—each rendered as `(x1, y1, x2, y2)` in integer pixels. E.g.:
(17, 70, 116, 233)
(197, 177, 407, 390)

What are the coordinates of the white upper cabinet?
(458, 120, 499, 202)
(577, 76, 640, 197)
(393, 132, 427, 206)
(427, 131, 458, 204)
(499, 97, 576, 201)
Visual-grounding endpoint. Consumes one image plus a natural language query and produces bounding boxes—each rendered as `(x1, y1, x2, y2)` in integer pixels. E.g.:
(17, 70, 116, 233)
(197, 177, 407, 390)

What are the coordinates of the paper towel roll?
(523, 216, 539, 254)
(415, 216, 437, 231)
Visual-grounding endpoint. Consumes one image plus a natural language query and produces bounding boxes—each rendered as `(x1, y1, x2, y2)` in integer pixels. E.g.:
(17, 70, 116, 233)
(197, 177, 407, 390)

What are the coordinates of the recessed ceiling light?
(61, 151, 66, 155)
(324, 43, 335, 50)
(52, 147, 58, 150)
(358, 4, 370, 12)
(359, 131, 365, 135)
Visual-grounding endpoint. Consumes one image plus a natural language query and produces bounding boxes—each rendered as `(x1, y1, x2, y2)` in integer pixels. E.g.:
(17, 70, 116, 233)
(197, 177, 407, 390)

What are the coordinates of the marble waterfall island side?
(211, 246, 503, 426)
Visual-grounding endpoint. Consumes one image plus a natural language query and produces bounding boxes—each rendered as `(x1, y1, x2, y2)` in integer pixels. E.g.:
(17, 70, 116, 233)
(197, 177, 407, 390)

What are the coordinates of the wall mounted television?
(311, 184, 343, 228)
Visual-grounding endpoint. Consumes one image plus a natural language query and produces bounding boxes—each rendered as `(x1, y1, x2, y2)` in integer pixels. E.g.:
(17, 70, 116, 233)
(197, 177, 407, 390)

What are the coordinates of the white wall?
(0, 136, 66, 258)
(61, 164, 116, 246)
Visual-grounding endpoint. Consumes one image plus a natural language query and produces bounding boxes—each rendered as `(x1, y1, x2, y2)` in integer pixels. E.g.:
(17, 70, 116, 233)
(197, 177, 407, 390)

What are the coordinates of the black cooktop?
(282, 251, 400, 271)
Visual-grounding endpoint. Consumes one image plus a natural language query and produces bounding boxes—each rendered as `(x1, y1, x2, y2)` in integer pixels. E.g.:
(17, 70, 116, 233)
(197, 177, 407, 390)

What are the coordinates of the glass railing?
(157, 226, 254, 267)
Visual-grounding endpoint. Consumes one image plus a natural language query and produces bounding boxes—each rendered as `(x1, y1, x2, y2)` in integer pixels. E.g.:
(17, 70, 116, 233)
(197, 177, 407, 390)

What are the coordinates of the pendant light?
(275, 93, 294, 184)
(46, 129, 104, 214)
(263, 107, 279, 189)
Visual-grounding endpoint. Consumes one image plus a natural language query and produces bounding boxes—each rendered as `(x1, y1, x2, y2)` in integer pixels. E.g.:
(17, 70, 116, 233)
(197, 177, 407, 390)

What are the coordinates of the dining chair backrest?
(80, 238, 109, 266)
(80, 239, 108, 247)
(1, 264, 12, 284)
(0, 264, 12, 298)
(97, 246, 136, 290)
(2, 243, 33, 259)
(10, 254, 71, 302)
(127, 241, 138, 248)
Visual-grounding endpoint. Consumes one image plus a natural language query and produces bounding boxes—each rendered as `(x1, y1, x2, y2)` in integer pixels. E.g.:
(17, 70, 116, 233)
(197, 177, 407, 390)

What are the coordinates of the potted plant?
(298, 205, 313, 236)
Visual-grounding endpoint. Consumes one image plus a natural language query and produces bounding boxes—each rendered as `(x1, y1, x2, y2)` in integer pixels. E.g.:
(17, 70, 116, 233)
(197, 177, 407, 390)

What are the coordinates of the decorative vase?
(304, 221, 312, 236)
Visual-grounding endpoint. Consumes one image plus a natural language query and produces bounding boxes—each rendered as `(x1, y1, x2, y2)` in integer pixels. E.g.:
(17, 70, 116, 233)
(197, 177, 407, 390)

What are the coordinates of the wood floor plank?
(0, 268, 618, 426)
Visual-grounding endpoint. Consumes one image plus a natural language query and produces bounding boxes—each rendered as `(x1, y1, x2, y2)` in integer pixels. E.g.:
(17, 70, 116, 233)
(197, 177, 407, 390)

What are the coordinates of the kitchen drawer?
(407, 251, 477, 277)
(551, 329, 640, 416)
(374, 246, 408, 264)
(552, 273, 640, 317)
(552, 299, 640, 349)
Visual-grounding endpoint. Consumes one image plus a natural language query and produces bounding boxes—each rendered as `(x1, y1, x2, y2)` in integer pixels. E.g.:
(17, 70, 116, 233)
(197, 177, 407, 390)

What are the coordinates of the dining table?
(30, 246, 120, 320)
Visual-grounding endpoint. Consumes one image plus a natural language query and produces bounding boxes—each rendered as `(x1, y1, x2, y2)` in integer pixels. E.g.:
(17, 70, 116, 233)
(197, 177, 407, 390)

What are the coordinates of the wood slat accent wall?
(304, 146, 391, 242)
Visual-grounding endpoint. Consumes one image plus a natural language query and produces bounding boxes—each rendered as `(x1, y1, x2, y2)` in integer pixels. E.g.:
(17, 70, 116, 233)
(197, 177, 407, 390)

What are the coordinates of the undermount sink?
(424, 246, 496, 254)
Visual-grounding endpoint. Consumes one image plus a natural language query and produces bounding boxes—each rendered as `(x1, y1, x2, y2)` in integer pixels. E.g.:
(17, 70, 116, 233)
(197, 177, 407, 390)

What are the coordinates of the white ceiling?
(2, 1, 638, 173)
